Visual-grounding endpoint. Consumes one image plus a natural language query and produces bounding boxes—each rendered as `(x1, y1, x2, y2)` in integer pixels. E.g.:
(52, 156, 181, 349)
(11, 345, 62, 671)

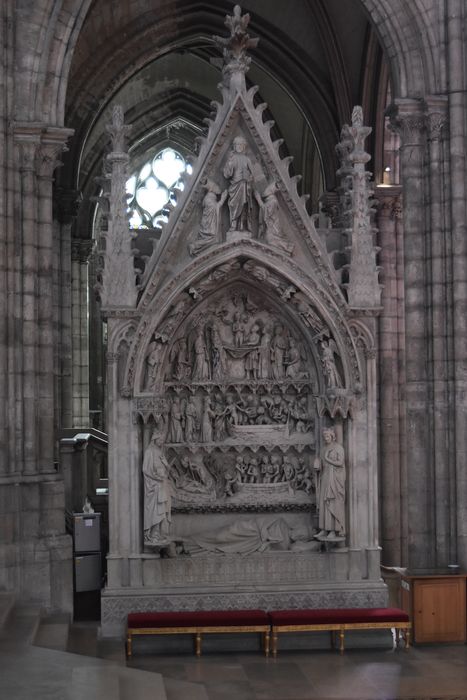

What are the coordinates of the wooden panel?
(412, 578, 466, 643)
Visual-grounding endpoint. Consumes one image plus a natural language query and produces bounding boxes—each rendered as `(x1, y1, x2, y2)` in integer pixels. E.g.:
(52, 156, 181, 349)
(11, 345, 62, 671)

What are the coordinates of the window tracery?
(126, 147, 193, 229)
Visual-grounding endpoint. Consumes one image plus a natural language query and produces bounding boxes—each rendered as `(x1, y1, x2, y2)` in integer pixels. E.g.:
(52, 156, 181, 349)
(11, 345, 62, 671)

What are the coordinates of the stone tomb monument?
(97, 6, 385, 636)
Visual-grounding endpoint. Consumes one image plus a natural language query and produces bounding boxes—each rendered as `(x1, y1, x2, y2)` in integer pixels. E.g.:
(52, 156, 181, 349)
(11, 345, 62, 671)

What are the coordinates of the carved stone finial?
(98, 105, 138, 309)
(213, 5, 259, 93)
(341, 106, 382, 309)
(106, 105, 132, 153)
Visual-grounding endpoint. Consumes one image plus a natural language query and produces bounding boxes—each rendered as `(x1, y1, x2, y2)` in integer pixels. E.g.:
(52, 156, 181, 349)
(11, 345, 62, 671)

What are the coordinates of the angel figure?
(255, 182, 293, 254)
(285, 338, 308, 379)
(189, 179, 227, 256)
(319, 337, 343, 389)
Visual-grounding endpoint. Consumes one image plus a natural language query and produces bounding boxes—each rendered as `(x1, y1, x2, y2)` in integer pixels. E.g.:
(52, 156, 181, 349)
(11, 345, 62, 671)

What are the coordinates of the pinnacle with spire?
(214, 5, 259, 94)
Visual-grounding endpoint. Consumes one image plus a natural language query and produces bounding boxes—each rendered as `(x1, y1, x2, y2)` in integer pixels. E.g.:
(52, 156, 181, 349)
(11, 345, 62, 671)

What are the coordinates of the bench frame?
(126, 623, 270, 658)
(271, 620, 411, 656)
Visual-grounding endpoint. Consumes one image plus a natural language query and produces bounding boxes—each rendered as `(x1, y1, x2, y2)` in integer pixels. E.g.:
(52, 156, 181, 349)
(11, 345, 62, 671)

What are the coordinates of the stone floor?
(2, 596, 467, 700)
(124, 645, 467, 700)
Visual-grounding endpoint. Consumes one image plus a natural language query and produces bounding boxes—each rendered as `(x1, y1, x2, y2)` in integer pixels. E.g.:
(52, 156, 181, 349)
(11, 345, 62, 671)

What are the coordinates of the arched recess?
(118, 245, 363, 400)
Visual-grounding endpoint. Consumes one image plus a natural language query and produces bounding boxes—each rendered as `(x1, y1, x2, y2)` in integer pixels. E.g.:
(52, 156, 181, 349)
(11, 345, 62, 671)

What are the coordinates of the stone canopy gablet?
(98, 5, 385, 635)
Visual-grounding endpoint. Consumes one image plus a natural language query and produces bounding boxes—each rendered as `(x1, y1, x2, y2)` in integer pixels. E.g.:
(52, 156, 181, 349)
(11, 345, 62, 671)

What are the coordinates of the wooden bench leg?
(195, 632, 202, 656)
(272, 631, 278, 657)
(126, 632, 132, 658)
(264, 630, 270, 656)
(339, 629, 345, 653)
(330, 630, 336, 649)
(404, 628, 410, 649)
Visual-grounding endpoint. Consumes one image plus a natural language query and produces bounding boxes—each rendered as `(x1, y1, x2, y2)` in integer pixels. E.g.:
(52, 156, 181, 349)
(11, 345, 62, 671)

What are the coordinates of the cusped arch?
(125, 245, 362, 396)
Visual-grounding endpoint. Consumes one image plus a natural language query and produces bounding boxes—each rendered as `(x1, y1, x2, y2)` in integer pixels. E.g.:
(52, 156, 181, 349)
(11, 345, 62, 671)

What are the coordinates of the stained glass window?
(126, 148, 192, 229)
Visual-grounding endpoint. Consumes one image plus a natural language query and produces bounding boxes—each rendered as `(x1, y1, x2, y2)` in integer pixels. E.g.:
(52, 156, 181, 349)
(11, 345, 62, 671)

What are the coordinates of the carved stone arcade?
(98, 6, 386, 635)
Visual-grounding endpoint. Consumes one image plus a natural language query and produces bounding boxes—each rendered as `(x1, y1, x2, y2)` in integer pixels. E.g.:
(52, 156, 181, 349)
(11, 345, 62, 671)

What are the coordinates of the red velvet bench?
(126, 610, 271, 657)
(269, 608, 411, 656)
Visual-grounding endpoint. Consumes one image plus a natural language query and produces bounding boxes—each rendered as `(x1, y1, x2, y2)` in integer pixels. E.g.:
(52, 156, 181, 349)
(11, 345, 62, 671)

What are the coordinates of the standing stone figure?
(184, 397, 199, 443)
(192, 326, 210, 380)
(223, 135, 255, 232)
(255, 181, 293, 253)
(313, 427, 346, 540)
(319, 338, 343, 389)
(144, 340, 164, 390)
(190, 179, 228, 255)
(168, 397, 185, 443)
(210, 320, 227, 380)
(169, 337, 190, 381)
(271, 325, 288, 380)
(259, 325, 272, 379)
(143, 430, 172, 546)
(200, 396, 215, 442)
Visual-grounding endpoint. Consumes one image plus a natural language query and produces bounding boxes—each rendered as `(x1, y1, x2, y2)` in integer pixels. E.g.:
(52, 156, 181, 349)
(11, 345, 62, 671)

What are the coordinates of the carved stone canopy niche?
(133, 255, 353, 547)
(99, 9, 384, 634)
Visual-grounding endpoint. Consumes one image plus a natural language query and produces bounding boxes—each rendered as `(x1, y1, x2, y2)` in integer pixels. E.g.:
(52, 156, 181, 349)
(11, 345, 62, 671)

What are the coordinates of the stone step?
(0, 602, 42, 646)
(68, 664, 167, 700)
(34, 612, 70, 651)
(0, 644, 168, 700)
(0, 592, 15, 630)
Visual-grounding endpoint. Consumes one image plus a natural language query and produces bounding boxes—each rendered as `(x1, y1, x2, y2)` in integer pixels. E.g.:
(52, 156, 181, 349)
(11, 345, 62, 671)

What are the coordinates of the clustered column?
(375, 187, 405, 565)
(71, 238, 93, 428)
(389, 100, 433, 567)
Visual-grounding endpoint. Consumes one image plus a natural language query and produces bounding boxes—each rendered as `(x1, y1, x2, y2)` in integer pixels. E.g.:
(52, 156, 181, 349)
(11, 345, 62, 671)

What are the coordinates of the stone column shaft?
(447, 0, 467, 566)
(17, 138, 40, 474)
(0, 1, 13, 474)
(391, 100, 433, 567)
(59, 223, 73, 428)
(426, 99, 451, 565)
(376, 188, 403, 564)
(37, 150, 57, 472)
(71, 240, 91, 427)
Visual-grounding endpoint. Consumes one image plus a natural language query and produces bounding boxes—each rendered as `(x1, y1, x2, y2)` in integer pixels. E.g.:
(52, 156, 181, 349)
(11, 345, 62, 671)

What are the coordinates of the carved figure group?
(171, 454, 215, 496)
(166, 311, 308, 383)
(195, 391, 313, 442)
(186, 133, 294, 255)
(167, 396, 200, 443)
(230, 453, 312, 493)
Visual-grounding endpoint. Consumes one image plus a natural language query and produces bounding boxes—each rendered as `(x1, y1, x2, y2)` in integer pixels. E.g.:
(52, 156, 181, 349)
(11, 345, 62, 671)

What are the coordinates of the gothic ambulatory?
(98, 5, 385, 635)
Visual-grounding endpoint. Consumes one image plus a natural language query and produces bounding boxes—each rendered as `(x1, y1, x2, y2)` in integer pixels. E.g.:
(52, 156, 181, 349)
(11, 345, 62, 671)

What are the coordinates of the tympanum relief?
(140, 279, 348, 550)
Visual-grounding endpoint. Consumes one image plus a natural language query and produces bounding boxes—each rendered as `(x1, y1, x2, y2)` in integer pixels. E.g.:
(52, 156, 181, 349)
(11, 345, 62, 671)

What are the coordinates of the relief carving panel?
(139, 278, 348, 550)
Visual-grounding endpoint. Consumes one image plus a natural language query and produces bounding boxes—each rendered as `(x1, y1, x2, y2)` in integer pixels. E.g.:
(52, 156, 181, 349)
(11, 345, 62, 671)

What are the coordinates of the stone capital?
(374, 187, 402, 221)
(71, 238, 94, 263)
(13, 124, 42, 172)
(13, 123, 74, 177)
(424, 95, 449, 142)
(386, 99, 426, 146)
(54, 188, 82, 224)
